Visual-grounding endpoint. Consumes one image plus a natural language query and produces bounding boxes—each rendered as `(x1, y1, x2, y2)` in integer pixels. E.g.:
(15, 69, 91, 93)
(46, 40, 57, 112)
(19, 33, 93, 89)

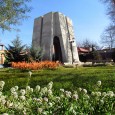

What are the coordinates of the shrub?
(4, 36, 27, 67)
(0, 81, 114, 114)
(11, 61, 60, 70)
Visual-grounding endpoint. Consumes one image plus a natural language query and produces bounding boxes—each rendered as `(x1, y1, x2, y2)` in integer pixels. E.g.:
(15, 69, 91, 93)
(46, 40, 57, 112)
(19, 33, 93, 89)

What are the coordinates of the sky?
(0, 0, 110, 47)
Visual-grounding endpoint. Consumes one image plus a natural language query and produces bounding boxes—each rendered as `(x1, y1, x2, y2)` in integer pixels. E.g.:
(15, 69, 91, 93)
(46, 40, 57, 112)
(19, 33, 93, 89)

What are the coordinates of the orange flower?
(11, 61, 60, 70)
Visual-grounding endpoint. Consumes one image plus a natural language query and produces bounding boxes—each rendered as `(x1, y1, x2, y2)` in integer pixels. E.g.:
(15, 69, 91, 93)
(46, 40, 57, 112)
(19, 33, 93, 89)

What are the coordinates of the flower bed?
(0, 81, 114, 114)
(11, 61, 60, 70)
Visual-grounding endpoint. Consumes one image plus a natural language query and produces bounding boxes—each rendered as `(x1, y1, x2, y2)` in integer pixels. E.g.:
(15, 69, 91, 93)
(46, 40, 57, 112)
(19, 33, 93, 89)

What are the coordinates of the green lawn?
(0, 66, 115, 92)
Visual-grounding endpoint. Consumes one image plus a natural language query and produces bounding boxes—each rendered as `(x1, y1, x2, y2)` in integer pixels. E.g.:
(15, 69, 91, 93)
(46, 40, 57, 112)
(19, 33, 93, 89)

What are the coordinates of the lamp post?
(69, 38, 74, 64)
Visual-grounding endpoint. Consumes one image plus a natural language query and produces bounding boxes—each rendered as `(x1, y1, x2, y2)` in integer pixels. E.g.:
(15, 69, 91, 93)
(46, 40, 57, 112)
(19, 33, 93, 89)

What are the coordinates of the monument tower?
(32, 12, 79, 64)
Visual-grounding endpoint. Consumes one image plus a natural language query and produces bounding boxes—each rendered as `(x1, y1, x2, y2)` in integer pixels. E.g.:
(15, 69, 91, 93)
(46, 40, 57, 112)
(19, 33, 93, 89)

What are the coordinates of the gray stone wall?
(32, 12, 79, 64)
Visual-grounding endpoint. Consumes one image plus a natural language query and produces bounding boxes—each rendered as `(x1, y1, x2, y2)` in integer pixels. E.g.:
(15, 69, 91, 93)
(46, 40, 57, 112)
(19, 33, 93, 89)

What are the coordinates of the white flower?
(78, 88, 82, 92)
(33, 98, 37, 101)
(0, 81, 5, 91)
(0, 81, 5, 87)
(35, 85, 40, 92)
(11, 91, 18, 99)
(26, 86, 31, 91)
(10, 87, 16, 93)
(20, 89, 26, 96)
(91, 92, 95, 96)
(72, 109, 76, 115)
(69, 106, 74, 111)
(55, 96, 60, 101)
(20, 96, 26, 101)
(2, 113, 8, 115)
(41, 87, 48, 95)
(17, 103, 24, 110)
(100, 99, 104, 105)
(90, 107, 94, 111)
(6, 101, 13, 108)
(47, 81, 53, 89)
(0, 95, 6, 100)
(60, 89, 64, 92)
(13, 94, 18, 99)
(30, 88, 33, 93)
(108, 91, 113, 94)
(72, 94, 79, 101)
(97, 81, 101, 86)
(65, 91, 71, 98)
(60, 94, 64, 98)
(49, 102, 53, 107)
(36, 98, 42, 102)
(23, 108, 27, 115)
(102, 92, 106, 96)
(96, 92, 101, 96)
(0, 91, 2, 96)
(85, 101, 88, 105)
(28, 71, 32, 77)
(42, 111, 47, 115)
(84, 94, 90, 99)
(13, 102, 20, 109)
(107, 91, 114, 97)
(43, 97, 48, 102)
(82, 89, 87, 94)
(73, 91, 78, 94)
(37, 108, 43, 113)
(1, 99, 6, 105)
(48, 89, 52, 95)
(14, 86, 18, 90)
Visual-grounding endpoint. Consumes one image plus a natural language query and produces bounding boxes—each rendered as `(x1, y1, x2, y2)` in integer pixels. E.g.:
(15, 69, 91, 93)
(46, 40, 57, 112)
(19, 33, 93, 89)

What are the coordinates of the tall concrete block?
(32, 17, 43, 49)
(41, 12, 53, 60)
(32, 12, 80, 64)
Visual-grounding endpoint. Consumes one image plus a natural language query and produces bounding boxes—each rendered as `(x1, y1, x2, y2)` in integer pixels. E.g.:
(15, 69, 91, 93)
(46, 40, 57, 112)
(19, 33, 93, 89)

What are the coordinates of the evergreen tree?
(4, 36, 26, 65)
(91, 45, 102, 65)
(26, 45, 44, 62)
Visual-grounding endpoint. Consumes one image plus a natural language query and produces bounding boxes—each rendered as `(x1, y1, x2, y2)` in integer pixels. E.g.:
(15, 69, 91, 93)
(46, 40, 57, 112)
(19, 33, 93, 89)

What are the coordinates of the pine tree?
(4, 36, 26, 66)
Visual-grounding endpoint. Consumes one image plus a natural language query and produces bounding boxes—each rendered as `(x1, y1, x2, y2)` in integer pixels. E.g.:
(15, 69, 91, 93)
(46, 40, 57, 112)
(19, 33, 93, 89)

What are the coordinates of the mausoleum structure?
(32, 12, 79, 64)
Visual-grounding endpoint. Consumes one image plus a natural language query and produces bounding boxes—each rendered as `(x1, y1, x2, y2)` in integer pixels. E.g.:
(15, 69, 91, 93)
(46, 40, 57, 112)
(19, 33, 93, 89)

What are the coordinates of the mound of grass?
(0, 66, 115, 92)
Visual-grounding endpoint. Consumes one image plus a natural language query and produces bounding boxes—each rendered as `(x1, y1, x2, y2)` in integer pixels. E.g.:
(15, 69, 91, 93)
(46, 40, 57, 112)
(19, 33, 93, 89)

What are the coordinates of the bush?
(0, 81, 114, 114)
(11, 61, 60, 70)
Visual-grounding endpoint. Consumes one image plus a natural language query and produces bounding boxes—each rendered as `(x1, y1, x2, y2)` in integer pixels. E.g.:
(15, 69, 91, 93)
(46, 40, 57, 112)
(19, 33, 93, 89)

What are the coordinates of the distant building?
(77, 47, 90, 54)
(0, 44, 5, 64)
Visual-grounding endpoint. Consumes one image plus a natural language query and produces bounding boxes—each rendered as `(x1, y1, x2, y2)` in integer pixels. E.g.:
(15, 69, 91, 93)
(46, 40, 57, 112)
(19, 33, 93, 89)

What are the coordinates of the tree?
(101, 27, 115, 49)
(26, 45, 44, 62)
(101, 0, 115, 22)
(0, 0, 31, 31)
(100, 0, 115, 33)
(79, 39, 100, 50)
(4, 36, 26, 65)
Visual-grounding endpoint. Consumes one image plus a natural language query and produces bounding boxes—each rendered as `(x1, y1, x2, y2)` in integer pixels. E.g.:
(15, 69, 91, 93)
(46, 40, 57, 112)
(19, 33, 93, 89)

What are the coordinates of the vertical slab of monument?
(32, 12, 80, 64)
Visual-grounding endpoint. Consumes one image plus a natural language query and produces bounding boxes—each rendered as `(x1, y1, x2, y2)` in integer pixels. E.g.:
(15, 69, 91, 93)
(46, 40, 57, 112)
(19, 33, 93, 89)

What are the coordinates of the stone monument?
(32, 12, 79, 64)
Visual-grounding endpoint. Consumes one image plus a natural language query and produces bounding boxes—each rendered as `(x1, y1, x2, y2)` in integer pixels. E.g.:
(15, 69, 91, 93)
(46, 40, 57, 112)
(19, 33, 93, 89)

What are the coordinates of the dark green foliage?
(26, 45, 44, 62)
(91, 46, 102, 64)
(91, 50, 102, 60)
(0, 0, 31, 31)
(4, 36, 27, 66)
(79, 54, 88, 62)
(112, 49, 115, 62)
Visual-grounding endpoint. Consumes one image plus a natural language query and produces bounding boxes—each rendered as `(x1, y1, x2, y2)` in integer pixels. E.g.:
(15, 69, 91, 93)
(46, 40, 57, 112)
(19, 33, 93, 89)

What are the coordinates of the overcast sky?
(0, 0, 110, 47)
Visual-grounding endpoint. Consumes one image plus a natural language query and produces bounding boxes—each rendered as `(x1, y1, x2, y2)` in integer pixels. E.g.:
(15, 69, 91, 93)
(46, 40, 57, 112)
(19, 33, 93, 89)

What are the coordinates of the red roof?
(77, 47, 90, 53)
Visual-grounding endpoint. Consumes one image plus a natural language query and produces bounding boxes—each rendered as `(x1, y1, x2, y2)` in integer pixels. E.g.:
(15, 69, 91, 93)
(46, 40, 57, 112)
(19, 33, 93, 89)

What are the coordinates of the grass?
(0, 66, 115, 92)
